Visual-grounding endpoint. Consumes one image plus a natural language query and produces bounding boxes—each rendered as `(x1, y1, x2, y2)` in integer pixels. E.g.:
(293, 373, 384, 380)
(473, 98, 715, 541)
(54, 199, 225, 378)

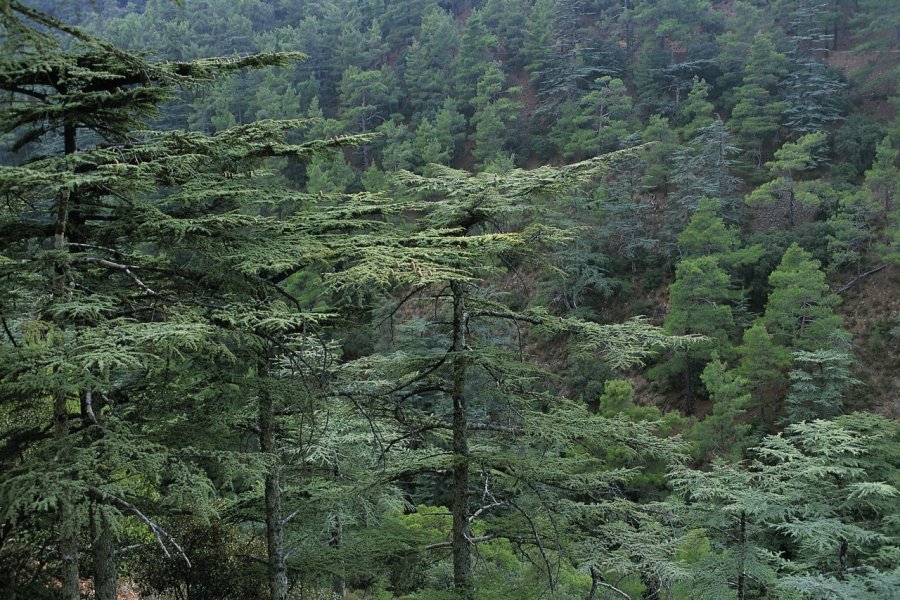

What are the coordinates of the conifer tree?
(730, 32, 789, 169)
(550, 76, 636, 160)
(403, 7, 458, 115)
(376, 154, 696, 597)
(670, 119, 742, 228)
(763, 243, 843, 351)
(747, 131, 829, 229)
(784, 346, 860, 423)
(650, 256, 735, 415)
(677, 77, 715, 139)
(735, 320, 791, 424)
(673, 415, 900, 599)
(864, 136, 899, 213)
(470, 61, 522, 169)
(0, 4, 313, 595)
(0, 5, 472, 599)
(677, 198, 741, 260)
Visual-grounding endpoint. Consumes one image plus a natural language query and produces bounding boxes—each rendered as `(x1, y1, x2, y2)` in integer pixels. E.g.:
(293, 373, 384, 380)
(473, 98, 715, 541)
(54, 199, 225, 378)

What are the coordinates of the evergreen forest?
(2, 0, 900, 598)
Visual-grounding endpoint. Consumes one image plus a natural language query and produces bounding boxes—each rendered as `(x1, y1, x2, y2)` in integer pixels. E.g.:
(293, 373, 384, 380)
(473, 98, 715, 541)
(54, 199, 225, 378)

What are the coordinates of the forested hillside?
(1, 0, 898, 599)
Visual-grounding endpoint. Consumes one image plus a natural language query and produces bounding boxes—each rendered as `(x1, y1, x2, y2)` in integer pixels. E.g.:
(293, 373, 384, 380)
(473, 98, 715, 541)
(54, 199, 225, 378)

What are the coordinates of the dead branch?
(85, 485, 190, 567)
(73, 256, 156, 295)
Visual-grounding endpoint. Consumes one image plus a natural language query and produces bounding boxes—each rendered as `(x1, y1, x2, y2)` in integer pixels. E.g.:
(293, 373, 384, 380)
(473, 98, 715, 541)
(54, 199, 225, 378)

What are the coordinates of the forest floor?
(837, 262, 900, 418)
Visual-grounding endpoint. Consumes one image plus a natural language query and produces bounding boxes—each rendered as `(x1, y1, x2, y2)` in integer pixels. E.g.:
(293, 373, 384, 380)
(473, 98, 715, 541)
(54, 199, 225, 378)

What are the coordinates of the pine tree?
(650, 256, 735, 415)
(0, 5, 473, 599)
(864, 136, 899, 213)
(549, 76, 636, 160)
(691, 357, 753, 460)
(640, 114, 679, 194)
(677, 198, 741, 261)
(730, 32, 789, 169)
(677, 77, 715, 139)
(764, 243, 844, 351)
(827, 187, 880, 290)
(403, 7, 458, 115)
(672, 415, 900, 599)
(747, 131, 829, 229)
(470, 61, 522, 169)
(670, 119, 742, 233)
(735, 320, 791, 425)
(379, 154, 696, 597)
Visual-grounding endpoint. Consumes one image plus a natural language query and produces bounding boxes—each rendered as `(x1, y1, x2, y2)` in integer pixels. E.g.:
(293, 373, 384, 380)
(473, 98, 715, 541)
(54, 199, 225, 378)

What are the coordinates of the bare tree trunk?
(91, 506, 117, 600)
(450, 281, 474, 600)
(684, 357, 694, 416)
(838, 537, 849, 579)
(737, 511, 746, 600)
(54, 123, 80, 600)
(788, 187, 796, 230)
(588, 566, 600, 600)
(55, 387, 80, 600)
(259, 364, 288, 600)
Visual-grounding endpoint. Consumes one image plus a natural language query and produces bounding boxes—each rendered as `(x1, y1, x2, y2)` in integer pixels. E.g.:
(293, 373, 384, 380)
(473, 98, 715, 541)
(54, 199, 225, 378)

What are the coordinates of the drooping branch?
(73, 256, 156, 295)
(85, 485, 190, 567)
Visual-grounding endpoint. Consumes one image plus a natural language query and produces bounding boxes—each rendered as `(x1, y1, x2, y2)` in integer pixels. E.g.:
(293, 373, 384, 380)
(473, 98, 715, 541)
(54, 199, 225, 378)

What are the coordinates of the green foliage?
(827, 187, 879, 277)
(764, 243, 844, 350)
(747, 131, 830, 228)
(784, 346, 860, 423)
(677, 198, 741, 260)
(550, 77, 635, 160)
(735, 320, 792, 424)
(2, 1, 898, 597)
(673, 414, 900, 598)
(670, 119, 742, 226)
(691, 358, 753, 459)
(677, 77, 715, 139)
(649, 256, 735, 414)
(864, 136, 900, 213)
(404, 8, 459, 114)
(470, 61, 522, 168)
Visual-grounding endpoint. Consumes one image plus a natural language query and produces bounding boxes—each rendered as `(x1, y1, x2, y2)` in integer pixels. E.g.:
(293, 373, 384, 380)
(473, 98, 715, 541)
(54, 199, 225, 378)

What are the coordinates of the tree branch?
(73, 256, 156, 295)
(85, 485, 190, 567)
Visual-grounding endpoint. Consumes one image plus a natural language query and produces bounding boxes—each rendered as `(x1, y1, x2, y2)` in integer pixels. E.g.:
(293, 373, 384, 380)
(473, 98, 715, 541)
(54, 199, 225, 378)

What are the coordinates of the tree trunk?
(259, 365, 288, 600)
(588, 566, 600, 600)
(838, 537, 848, 579)
(450, 281, 473, 600)
(737, 511, 746, 600)
(684, 357, 694, 416)
(54, 124, 80, 600)
(85, 392, 117, 600)
(54, 389, 79, 600)
(788, 187, 795, 230)
(91, 507, 117, 600)
(332, 510, 346, 598)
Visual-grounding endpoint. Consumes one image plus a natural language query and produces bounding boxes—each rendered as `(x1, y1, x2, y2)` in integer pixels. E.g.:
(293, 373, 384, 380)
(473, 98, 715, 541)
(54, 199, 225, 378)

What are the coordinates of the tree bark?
(450, 281, 473, 599)
(737, 511, 747, 600)
(55, 386, 80, 600)
(91, 506, 117, 600)
(54, 124, 80, 600)
(588, 566, 600, 600)
(259, 364, 288, 600)
(838, 537, 849, 579)
(788, 187, 795, 230)
(684, 357, 694, 416)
